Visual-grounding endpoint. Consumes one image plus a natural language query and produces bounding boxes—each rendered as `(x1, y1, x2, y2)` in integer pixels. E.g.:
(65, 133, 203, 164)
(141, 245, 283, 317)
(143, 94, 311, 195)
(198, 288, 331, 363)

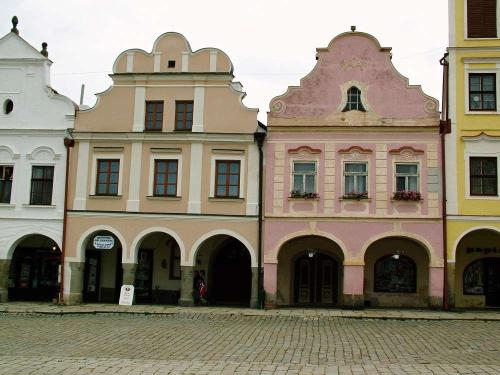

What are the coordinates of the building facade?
(63, 33, 263, 307)
(0, 19, 75, 302)
(445, 0, 500, 307)
(263, 30, 444, 309)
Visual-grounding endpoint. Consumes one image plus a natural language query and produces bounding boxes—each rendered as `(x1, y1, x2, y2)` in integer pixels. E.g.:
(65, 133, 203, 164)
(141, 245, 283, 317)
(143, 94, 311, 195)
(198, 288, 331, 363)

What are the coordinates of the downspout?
(254, 130, 266, 309)
(60, 136, 75, 304)
(439, 53, 451, 311)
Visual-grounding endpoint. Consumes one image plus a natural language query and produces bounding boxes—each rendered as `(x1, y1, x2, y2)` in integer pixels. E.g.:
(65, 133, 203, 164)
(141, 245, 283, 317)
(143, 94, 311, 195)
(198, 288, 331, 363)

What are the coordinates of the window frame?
(343, 161, 368, 196)
(29, 165, 54, 205)
(144, 101, 164, 131)
(468, 73, 497, 111)
(175, 100, 194, 131)
(153, 159, 179, 197)
(292, 161, 317, 194)
(210, 155, 245, 199)
(342, 86, 366, 112)
(95, 159, 121, 196)
(465, 0, 499, 39)
(90, 152, 124, 197)
(0, 165, 13, 204)
(469, 156, 498, 196)
(214, 160, 241, 198)
(395, 162, 420, 192)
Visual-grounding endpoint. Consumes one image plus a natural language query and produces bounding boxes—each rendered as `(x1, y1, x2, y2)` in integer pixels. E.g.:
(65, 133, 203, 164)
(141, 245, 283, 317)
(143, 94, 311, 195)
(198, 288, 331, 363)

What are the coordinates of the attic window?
(168, 60, 176, 68)
(343, 87, 366, 112)
(3, 99, 13, 115)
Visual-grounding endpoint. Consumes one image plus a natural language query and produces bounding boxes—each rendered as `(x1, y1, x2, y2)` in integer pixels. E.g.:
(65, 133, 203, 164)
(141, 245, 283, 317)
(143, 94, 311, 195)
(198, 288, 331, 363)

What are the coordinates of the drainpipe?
(60, 136, 75, 304)
(254, 130, 266, 309)
(439, 53, 451, 311)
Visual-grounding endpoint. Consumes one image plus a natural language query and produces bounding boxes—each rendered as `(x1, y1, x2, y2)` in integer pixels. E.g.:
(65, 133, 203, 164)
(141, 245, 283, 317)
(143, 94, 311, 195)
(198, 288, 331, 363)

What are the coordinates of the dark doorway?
(485, 259, 500, 307)
(210, 238, 251, 306)
(294, 253, 338, 306)
(135, 248, 153, 303)
(8, 240, 61, 301)
(83, 250, 101, 302)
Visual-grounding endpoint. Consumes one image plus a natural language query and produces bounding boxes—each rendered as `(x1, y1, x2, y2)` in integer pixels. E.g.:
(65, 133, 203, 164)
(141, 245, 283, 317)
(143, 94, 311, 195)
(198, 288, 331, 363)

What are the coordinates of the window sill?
(0, 203, 15, 208)
(174, 129, 193, 132)
(208, 197, 244, 202)
(465, 111, 499, 115)
(89, 195, 123, 199)
(391, 199, 423, 203)
(22, 204, 56, 208)
(146, 195, 182, 200)
(339, 197, 371, 201)
(288, 196, 320, 201)
(466, 195, 499, 200)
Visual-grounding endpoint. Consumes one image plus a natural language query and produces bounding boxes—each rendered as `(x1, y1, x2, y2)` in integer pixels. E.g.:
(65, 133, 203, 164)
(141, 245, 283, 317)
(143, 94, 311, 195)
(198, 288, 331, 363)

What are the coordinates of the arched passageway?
(364, 236, 430, 307)
(82, 231, 122, 303)
(134, 232, 181, 304)
(277, 236, 344, 307)
(8, 234, 60, 302)
(195, 235, 253, 306)
(455, 229, 500, 307)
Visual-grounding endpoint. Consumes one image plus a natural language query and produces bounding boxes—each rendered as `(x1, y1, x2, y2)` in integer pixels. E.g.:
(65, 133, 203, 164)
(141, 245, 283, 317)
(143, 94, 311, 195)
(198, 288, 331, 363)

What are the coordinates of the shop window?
(463, 259, 485, 295)
(30, 166, 54, 205)
(215, 160, 240, 198)
(469, 74, 496, 111)
(374, 255, 417, 293)
(342, 87, 365, 112)
(292, 162, 316, 195)
(153, 160, 178, 197)
(0, 165, 13, 203)
(145, 101, 163, 131)
(96, 159, 120, 196)
(470, 157, 498, 196)
(175, 101, 193, 131)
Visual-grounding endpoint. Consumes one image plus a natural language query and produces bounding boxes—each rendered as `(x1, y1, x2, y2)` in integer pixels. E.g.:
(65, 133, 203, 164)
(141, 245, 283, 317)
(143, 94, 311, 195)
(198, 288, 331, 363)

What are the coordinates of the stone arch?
(7, 230, 61, 260)
(129, 227, 186, 264)
(190, 229, 256, 267)
(270, 230, 348, 264)
(360, 231, 437, 266)
(75, 225, 127, 263)
(451, 226, 500, 262)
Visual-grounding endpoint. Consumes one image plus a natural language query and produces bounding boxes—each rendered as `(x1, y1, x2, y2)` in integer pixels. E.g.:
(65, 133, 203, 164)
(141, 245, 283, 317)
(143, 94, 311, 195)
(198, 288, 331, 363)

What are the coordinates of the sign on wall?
(119, 285, 134, 306)
(93, 236, 114, 250)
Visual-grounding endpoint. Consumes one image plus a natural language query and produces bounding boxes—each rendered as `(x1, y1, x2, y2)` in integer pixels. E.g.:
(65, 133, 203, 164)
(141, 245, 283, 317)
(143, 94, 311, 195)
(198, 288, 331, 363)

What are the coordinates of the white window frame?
(291, 161, 317, 194)
(465, 154, 499, 199)
(210, 155, 245, 199)
(28, 163, 56, 206)
(0, 164, 14, 204)
(90, 153, 124, 196)
(148, 154, 182, 197)
(343, 161, 368, 196)
(394, 162, 420, 192)
(465, 69, 498, 114)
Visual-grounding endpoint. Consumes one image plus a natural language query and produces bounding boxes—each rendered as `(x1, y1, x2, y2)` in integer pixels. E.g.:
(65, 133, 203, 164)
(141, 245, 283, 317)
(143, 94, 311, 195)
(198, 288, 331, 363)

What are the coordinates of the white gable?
(0, 32, 47, 60)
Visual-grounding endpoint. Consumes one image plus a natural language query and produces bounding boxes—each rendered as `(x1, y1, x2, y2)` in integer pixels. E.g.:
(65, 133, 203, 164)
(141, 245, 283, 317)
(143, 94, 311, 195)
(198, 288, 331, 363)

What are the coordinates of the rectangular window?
(292, 162, 316, 194)
(96, 159, 120, 196)
(344, 162, 367, 195)
(30, 166, 54, 205)
(153, 160, 178, 197)
(469, 73, 496, 111)
(175, 101, 194, 130)
(145, 101, 163, 131)
(215, 160, 240, 198)
(470, 157, 498, 196)
(0, 166, 13, 204)
(395, 163, 419, 191)
(467, 0, 497, 38)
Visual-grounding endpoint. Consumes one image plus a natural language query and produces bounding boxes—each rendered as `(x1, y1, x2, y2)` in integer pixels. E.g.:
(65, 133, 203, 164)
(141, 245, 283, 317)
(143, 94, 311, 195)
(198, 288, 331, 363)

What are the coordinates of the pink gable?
(269, 32, 439, 122)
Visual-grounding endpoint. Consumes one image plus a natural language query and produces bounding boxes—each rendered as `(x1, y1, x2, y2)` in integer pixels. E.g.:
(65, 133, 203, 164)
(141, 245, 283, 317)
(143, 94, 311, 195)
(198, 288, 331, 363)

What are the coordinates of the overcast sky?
(3, 1, 448, 122)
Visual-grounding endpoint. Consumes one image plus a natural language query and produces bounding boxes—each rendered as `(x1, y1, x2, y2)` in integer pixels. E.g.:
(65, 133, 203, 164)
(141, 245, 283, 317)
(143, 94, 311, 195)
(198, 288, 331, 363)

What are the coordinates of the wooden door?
(485, 259, 500, 306)
(83, 250, 101, 302)
(318, 259, 334, 304)
(135, 249, 153, 303)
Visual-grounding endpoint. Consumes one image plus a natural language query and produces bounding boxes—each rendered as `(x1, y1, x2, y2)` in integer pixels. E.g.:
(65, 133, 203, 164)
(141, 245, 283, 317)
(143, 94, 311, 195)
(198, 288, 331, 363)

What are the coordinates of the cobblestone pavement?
(0, 313, 499, 374)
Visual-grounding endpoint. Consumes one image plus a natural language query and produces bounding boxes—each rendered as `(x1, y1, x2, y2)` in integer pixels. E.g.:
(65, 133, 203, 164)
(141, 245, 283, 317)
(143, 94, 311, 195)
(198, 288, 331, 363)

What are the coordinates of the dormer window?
(168, 60, 176, 68)
(343, 87, 365, 112)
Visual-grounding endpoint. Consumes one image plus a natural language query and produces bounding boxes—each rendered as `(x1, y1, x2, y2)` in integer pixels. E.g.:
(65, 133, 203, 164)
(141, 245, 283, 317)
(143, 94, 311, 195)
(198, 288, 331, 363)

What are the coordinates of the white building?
(0, 18, 75, 302)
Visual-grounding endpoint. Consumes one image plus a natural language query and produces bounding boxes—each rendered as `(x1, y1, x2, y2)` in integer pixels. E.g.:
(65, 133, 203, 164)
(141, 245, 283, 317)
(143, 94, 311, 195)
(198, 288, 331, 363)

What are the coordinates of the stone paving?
(0, 309, 499, 374)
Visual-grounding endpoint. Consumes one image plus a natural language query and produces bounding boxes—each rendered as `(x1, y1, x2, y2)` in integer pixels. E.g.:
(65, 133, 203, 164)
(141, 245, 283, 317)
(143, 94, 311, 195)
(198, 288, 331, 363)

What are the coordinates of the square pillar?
(178, 266, 194, 306)
(429, 266, 444, 309)
(446, 261, 456, 308)
(263, 263, 277, 308)
(122, 263, 137, 285)
(66, 262, 84, 305)
(0, 259, 11, 303)
(342, 264, 364, 309)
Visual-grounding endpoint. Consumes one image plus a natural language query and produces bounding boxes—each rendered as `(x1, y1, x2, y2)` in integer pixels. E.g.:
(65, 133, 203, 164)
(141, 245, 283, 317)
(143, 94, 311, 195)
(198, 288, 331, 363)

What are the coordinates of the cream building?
(64, 32, 263, 307)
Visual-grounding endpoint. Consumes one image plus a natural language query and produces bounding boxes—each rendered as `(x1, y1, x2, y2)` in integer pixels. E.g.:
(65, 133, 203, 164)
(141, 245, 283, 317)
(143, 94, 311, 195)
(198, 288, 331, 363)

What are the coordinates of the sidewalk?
(0, 302, 499, 321)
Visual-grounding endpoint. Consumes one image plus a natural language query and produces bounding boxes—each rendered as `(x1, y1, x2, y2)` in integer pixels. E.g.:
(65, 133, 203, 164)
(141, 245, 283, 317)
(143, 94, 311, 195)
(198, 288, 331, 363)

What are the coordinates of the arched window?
(463, 259, 485, 295)
(374, 255, 416, 293)
(343, 86, 366, 112)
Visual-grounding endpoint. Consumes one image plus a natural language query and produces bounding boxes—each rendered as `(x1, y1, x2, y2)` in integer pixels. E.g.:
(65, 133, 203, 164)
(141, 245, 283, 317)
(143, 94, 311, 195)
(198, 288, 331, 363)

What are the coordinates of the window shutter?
(468, 0, 497, 38)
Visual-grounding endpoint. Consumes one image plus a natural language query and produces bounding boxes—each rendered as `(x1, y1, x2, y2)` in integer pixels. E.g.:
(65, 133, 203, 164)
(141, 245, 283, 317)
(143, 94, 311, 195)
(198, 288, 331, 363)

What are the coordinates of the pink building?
(263, 30, 444, 308)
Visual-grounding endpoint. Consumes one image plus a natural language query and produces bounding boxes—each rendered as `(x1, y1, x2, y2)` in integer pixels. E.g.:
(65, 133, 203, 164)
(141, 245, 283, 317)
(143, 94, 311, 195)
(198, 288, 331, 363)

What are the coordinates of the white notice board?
(119, 285, 134, 306)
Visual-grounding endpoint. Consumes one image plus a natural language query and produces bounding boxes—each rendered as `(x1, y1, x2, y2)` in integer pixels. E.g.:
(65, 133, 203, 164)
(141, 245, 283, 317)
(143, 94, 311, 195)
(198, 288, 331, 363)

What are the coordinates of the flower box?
(393, 190, 421, 201)
(290, 190, 319, 199)
(342, 191, 368, 200)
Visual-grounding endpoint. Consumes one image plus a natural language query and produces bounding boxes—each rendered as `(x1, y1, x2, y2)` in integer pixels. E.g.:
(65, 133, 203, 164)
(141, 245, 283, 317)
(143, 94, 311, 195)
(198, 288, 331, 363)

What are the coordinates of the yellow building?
(446, 0, 500, 307)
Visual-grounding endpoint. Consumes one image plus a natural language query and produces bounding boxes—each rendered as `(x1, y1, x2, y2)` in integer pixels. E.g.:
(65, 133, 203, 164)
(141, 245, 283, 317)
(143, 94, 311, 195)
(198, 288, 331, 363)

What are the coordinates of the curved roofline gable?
(269, 31, 439, 120)
(112, 32, 233, 74)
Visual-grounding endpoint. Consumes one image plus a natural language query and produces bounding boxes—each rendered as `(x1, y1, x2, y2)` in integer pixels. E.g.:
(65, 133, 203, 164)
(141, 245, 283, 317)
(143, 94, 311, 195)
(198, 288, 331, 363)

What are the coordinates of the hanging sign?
(93, 236, 114, 250)
(119, 285, 134, 306)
